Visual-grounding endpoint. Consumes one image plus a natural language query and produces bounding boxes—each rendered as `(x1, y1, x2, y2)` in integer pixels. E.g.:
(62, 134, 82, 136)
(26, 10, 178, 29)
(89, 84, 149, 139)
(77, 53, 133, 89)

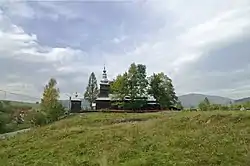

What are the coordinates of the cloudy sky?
(0, 0, 250, 102)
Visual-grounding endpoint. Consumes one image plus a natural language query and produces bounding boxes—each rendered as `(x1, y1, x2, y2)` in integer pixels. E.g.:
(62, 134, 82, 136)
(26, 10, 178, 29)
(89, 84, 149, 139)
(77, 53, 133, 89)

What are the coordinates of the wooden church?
(95, 66, 113, 109)
(95, 67, 161, 110)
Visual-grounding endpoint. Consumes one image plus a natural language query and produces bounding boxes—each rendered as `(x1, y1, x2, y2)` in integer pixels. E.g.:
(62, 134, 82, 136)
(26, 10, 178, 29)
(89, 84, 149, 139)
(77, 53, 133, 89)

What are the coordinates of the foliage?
(0, 101, 15, 133)
(111, 63, 179, 110)
(41, 78, 60, 110)
(209, 104, 229, 111)
(111, 63, 148, 109)
(84, 72, 99, 109)
(198, 98, 211, 111)
(204, 97, 210, 105)
(0, 101, 40, 133)
(46, 104, 65, 122)
(0, 78, 67, 134)
(123, 100, 148, 111)
(126, 63, 148, 100)
(134, 64, 148, 97)
(127, 63, 138, 100)
(0, 101, 15, 114)
(198, 98, 232, 111)
(232, 101, 250, 110)
(148, 72, 178, 109)
(27, 111, 47, 126)
(0, 113, 9, 133)
(1, 111, 250, 165)
(231, 104, 242, 110)
(40, 78, 64, 123)
(176, 100, 184, 110)
(111, 101, 125, 109)
(111, 73, 129, 100)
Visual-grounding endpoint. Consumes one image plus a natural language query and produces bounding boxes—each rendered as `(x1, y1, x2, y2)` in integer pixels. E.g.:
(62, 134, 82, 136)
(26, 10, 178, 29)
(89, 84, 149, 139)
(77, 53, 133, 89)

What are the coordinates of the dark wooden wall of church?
(95, 100, 179, 111)
(96, 100, 111, 110)
(70, 100, 82, 113)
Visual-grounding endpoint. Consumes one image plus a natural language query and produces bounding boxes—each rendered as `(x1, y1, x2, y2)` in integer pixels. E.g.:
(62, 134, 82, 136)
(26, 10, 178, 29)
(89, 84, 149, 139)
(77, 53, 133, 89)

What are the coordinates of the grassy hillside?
(1, 111, 250, 166)
(0, 100, 41, 134)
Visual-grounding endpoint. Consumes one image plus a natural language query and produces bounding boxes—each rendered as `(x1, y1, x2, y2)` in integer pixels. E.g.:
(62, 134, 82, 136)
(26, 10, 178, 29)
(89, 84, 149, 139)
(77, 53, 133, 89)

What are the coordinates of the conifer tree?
(84, 72, 99, 109)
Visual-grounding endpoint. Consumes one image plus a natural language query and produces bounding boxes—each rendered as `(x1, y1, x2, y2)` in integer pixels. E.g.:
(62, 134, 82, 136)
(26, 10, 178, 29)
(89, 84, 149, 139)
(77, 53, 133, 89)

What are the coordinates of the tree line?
(197, 97, 250, 111)
(84, 63, 183, 110)
(1, 62, 181, 133)
(4, 65, 250, 134)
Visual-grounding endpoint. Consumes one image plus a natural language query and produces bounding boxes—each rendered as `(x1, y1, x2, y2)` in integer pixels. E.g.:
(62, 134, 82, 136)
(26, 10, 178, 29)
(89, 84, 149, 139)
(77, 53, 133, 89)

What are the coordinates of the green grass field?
(1, 111, 250, 166)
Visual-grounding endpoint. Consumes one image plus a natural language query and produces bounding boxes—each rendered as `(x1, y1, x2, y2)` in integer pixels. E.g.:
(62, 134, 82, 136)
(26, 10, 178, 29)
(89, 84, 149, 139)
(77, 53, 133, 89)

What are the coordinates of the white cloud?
(0, 0, 83, 20)
(113, 36, 126, 44)
(0, 7, 92, 101)
(97, 0, 250, 97)
(147, 0, 250, 27)
(178, 8, 250, 48)
(1, 0, 250, 101)
(0, 10, 82, 64)
(136, 1, 250, 68)
(0, 0, 35, 19)
(171, 7, 250, 68)
(35, 1, 78, 20)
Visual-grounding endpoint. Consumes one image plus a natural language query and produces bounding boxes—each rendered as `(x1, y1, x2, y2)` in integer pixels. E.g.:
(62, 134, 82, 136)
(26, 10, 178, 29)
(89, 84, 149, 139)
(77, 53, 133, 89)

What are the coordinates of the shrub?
(118, 100, 147, 110)
(27, 111, 47, 126)
(0, 113, 12, 133)
(46, 103, 65, 123)
(0, 116, 7, 133)
(0, 101, 15, 114)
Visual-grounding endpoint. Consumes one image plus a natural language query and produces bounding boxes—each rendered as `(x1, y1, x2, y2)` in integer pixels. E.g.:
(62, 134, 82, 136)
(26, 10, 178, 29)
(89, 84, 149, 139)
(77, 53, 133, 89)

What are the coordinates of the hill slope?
(1, 111, 250, 166)
(178, 93, 233, 108)
(0, 100, 39, 109)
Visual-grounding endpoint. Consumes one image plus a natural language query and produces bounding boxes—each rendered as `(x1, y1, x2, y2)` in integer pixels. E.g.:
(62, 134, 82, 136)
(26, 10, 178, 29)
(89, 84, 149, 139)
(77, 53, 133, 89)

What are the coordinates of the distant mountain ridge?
(234, 97, 250, 104)
(178, 93, 234, 108)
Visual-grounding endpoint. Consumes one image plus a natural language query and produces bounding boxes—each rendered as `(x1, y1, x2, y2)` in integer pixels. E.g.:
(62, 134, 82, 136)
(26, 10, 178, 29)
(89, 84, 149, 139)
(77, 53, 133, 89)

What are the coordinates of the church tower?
(98, 66, 110, 98)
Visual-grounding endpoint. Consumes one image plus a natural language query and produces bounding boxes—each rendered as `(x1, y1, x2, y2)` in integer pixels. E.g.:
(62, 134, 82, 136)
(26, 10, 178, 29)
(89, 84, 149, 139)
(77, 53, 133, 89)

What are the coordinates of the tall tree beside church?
(148, 72, 178, 109)
(127, 63, 148, 109)
(166, 75, 178, 106)
(84, 72, 99, 109)
(126, 63, 148, 100)
(127, 63, 138, 101)
(136, 64, 148, 97)
(111, 73, 129, 109)
(111, 73, 129, 100)
(111, 63, 148, 110)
